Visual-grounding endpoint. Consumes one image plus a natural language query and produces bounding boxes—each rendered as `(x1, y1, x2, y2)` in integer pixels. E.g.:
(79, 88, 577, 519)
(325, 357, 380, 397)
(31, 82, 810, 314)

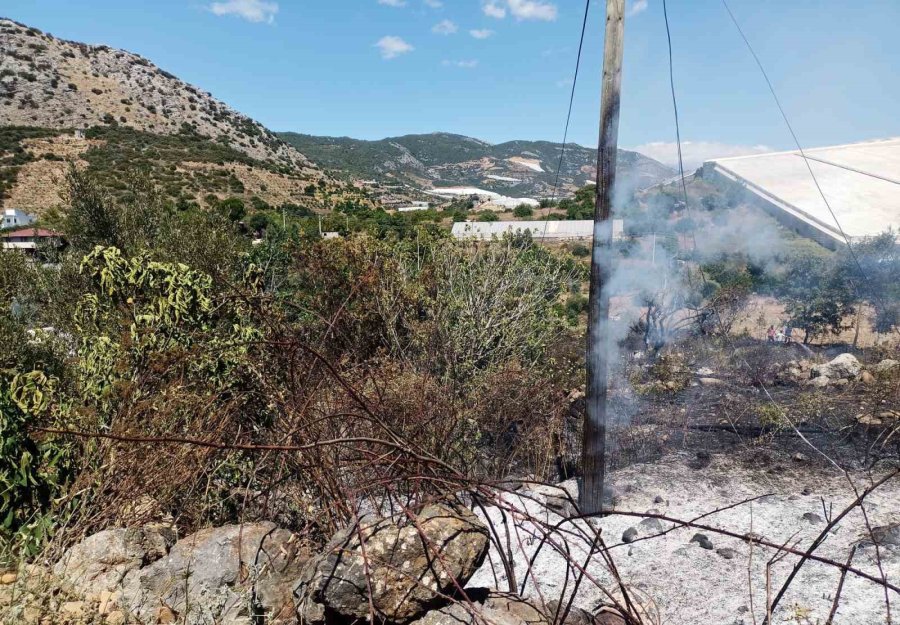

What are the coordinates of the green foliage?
(64, 166, 166, 255)
(513, 204, 534, 218)
(836, 231, 900, 335)
(569, 242, 590, 258)
(218, 197, 247, 222)
(477, 211, 499, 222)
(0, 370, 73, 555)
(780, 253, 855, 343)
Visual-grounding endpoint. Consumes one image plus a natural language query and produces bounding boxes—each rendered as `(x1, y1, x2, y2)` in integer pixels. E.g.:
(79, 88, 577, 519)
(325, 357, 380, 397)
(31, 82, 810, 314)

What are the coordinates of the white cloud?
(208, 0, 278, 23)
(375, 35, 414, 59)
(443, 59, 479, 68)
(482, 2, 507, 18)
(633, 141, 772, 170)
(469, 29, 495, 39)
(626, 0, 648, 17)
(432, 19, 458, 35)
(377, 0, 407, 6)
(424, 0, 443, 7)
(507, 0, 557, 21)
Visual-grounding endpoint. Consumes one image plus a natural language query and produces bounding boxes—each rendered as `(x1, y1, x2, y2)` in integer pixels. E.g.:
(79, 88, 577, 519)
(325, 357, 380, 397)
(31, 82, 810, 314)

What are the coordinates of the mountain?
(0, 18, 352, 214)
(278, 132, 675, 199)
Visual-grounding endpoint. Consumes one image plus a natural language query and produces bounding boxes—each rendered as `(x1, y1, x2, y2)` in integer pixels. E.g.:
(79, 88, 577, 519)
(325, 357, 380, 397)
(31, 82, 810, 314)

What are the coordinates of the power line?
(662, 0, 690, 216)
(550, 0, 592, 204)
(721, 0, 897, 335)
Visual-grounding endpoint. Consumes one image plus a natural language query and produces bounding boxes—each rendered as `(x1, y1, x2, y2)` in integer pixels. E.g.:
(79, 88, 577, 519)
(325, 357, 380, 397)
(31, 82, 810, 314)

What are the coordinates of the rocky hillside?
(279, 132, 674, 198)
(0, 18, 307, 169)
(0, 19, 378, 214)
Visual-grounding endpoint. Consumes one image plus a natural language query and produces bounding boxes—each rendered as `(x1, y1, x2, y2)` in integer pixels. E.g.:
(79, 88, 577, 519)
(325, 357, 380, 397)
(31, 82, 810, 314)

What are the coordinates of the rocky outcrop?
(0, 18, 309, 168)
(51, 523, 308, 625)
(773, 360, 812, 386)
(411, 589, 548, 625)
(53, 524, 175, 596)
(810, 353, 862, 381)
(294, 504, 489, 624)
(120, 523, 308, 624)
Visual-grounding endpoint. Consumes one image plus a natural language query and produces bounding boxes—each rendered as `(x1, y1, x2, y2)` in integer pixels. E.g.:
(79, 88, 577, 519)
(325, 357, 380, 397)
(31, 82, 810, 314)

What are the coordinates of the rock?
(775, 366, 808, 385)
(716, 548, 737, 560)
(525, 482, 578, 518)
(98, 589, 119, 615)
(690, 533, 713, 550)
(156, 605, 177, 623)
(802, 513, 823, 524)
(687, 451, 711, 470)
(60, 601, 85, 615)
(120, 523, 307, 625)
(295, 504, 489, 624)
(804, 376, 831, 389)
(792, 452, 809, 462)
(833, 378, 850, 387)
(594, 608, 628, 625)
(869, 524, 900, 547)
(53, 524, 175, 596)
(653, 495, 664, 504)
(622, 528, 638, 544)
(857, 414, 884, 426)
(638, 517, 665, 534)
(875, 359, 899, 374)
(105, 611, 126, 625)
(544, 600, 594, 625)
(698, 377, 724, 386)
(411, 589, 548, 625)
(811, 354, 862, 380)
(0, 572, 16, 585)
(860, 371, 876, 384)
(696, 367, 715, 376)
(880, 410, 900, 420)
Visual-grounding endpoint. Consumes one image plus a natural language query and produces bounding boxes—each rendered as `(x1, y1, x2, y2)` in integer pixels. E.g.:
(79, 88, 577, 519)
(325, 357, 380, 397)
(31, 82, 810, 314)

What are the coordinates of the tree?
(781, 254, 855, 343)
(477, 212, 499, 222)
(247, 213, 271, 233)
(513, 204, 534, 218)
(218, 197, 246, 222)
(64, 166, 165, 255)
(836, 230, 899, 336)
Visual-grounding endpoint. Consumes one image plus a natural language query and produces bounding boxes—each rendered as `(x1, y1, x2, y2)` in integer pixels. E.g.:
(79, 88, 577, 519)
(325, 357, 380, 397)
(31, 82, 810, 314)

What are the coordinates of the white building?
(397, 201, 431, 213)
(703, 138, 900, 249)
(2, 208, 35, 230)
(452, 219, 624, 241)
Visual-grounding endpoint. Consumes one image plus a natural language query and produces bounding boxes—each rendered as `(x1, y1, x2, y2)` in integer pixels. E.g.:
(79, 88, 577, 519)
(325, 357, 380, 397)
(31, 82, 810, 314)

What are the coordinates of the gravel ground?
(471, 453, 900, 625)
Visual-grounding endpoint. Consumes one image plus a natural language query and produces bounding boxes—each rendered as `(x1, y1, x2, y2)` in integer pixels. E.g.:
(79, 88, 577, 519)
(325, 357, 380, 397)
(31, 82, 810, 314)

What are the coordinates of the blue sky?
(5, 0, 900, 166)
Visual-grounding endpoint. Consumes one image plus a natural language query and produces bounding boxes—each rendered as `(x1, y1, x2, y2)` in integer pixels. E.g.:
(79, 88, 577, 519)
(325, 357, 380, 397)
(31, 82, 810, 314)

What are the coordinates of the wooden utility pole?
(581, 0, 625, 514)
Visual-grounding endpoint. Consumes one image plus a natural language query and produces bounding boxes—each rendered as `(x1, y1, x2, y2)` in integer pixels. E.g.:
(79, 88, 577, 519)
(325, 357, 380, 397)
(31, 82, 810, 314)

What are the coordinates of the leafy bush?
(513, 204, 534, 218)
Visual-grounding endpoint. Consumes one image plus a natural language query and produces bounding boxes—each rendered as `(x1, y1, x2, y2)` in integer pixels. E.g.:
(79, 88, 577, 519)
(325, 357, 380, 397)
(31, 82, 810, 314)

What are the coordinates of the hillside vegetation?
(0, 18, 307, 167)
(279, 131, 674, 198)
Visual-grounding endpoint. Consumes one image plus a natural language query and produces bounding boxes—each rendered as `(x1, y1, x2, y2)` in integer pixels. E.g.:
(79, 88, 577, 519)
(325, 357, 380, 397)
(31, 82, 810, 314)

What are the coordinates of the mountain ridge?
(0, 17, 308, 168)
(278, 131, 675, 198)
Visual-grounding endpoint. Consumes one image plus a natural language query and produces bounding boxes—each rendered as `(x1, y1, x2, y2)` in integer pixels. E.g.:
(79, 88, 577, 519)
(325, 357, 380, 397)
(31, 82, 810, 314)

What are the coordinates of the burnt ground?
(592, 338, 900, 476)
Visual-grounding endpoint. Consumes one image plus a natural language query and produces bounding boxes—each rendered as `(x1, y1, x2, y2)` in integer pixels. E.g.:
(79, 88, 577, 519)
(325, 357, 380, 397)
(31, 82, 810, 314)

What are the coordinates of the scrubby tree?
(781, 253, 855, 343)
(513, 204, 534, 218)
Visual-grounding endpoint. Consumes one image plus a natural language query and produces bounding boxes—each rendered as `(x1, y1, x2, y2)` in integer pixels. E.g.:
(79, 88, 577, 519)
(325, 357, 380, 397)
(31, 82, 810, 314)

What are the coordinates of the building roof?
(2, 228, 63, 238)
(705, 138, 900, 245)
(452, 220, 624, 240)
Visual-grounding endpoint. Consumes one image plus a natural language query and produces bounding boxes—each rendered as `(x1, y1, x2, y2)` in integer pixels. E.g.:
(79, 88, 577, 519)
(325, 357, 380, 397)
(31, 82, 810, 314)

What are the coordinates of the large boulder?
(411, 589, 548, 625)
(294, 504, 489, 624)
(811, 354, 862, 380)
(119, 523, 308, 625)
(53, 524, 175, 597)
(875, 359, 899, 374)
